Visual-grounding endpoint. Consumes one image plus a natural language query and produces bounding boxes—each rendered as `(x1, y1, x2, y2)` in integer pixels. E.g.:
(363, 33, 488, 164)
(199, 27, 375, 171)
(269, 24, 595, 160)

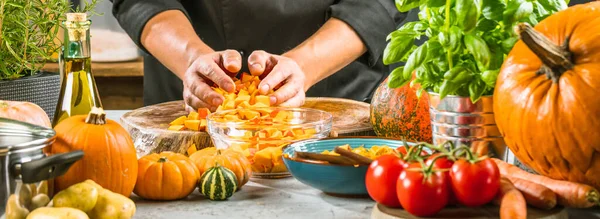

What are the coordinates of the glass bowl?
(206, 107, 333, 178)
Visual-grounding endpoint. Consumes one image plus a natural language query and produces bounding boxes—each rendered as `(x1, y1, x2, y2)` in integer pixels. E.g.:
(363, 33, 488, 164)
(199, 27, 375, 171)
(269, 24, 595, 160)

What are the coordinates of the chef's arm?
(282, 18, 366, 91)
(284, 0, 400, 89)
(110, 0, 212, 78)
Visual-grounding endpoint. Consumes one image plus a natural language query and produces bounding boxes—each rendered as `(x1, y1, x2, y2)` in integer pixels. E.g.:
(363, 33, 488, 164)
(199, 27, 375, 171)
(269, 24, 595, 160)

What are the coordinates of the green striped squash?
(199, 164, 238, 200)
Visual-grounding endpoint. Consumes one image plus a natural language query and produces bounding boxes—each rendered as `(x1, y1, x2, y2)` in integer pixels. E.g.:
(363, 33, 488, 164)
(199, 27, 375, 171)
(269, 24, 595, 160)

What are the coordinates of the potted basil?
(384, 0, 568, 158)
(0, 0, 97, 121)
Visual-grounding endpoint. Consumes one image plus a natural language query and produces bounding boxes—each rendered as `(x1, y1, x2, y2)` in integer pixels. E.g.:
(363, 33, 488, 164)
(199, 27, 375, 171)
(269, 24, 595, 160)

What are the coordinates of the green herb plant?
(384, 0, 568, 102)
(0, 0, 99, 80)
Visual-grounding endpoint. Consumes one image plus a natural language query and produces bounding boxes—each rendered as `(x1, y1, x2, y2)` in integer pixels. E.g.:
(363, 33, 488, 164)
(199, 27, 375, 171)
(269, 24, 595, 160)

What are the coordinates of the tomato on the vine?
(365, 154, 407, 207)
(426, 153, 454, 169)
(396, 146, 428, 156)
(449, 157, 500, 207)
(397, 162, 449, 217)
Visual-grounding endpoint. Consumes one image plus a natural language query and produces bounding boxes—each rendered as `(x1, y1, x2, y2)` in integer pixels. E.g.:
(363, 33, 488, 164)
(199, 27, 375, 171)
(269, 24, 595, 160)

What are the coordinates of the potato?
(18, 183, 32, 210)
(52, 181, 99, 212)
(88, 188, 136, 219)
(30, 194, 50, 210)
(6, 194, 29, 219)
(36, 181, 48, 195)
(26, 207, 88, 219)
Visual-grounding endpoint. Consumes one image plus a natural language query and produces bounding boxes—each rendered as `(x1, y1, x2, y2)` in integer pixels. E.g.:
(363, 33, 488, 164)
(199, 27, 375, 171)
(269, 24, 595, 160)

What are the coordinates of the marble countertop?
(105, 110, 600, 219)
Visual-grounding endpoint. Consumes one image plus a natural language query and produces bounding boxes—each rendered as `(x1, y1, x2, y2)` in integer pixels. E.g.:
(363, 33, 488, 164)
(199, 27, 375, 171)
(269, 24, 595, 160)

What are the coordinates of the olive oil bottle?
(52, 13, 103, 127)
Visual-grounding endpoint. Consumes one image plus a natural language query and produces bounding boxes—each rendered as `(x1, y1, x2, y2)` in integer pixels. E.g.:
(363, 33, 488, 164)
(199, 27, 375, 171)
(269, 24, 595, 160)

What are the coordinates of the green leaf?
(501, 37, 519, 54)
(464, 33, 492, 71)
(403, 43, 429, 77)
(444, 66, 473, 84)
(413, 22, 429, 32)
(476, 19, 498, 32)
(439, 81, 460, 100)
(514, 2, 533, 22)
(503, 0, 523, 25)
(439, 26, 463, 53)
(482, 0, 505, 20)
(455, 0, 479, 32)
(428, 0, 446, 8)
(488, 44, 505, 70)
(396, 0, 422, 12)
(481, 69, 499, 87)
(388, 67, 411, 88)
(538, 0, 568, 13)
(383, 37, 416, 65)
(429, 15, 445, 29)
(468, 77, 486, 103)
(533, 1, 550, 18)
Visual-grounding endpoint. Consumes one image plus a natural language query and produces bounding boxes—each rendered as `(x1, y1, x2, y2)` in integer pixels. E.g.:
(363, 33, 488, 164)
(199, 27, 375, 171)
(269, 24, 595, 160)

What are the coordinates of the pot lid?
(0, 118, 56, 153)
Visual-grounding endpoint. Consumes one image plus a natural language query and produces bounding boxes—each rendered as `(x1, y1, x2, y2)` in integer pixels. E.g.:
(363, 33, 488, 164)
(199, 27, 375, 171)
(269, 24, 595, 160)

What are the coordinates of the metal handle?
(17, 150, 84, 184)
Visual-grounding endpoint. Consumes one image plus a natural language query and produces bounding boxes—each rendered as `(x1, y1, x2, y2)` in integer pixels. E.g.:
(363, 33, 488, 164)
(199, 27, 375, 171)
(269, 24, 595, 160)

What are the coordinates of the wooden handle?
(294, 151, 358, 165)
(334, 146, 373, 165)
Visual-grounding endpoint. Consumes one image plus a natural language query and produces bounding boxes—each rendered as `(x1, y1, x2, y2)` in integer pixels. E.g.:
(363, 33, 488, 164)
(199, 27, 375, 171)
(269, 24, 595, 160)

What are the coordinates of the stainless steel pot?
(428, 93, 513, 161)
(0, 118, 83, 218)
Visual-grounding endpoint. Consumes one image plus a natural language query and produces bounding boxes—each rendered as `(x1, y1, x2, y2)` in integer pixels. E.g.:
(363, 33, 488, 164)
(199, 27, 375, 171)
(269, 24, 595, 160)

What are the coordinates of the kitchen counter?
(106, 110, 600, 219)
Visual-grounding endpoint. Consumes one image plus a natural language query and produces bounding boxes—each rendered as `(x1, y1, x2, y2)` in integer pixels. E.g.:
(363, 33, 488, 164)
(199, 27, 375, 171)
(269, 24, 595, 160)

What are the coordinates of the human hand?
(182, 50, 241, 112)
(247, 50, 307, 107)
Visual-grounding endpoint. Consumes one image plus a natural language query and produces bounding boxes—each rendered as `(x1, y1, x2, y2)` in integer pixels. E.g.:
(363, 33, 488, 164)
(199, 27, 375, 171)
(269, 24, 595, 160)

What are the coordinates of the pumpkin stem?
(515, 23, 574, 83)
(158, 157, 168, 163)
(85, 107, 106, 125)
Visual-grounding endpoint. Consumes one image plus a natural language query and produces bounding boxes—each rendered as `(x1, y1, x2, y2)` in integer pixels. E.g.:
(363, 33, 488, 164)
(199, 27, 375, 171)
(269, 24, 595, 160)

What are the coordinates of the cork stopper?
(66, 13, 87, 22)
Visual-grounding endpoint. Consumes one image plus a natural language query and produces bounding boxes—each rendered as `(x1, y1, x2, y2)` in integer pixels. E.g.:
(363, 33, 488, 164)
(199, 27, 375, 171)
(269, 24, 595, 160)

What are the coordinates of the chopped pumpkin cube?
(184, 120, 201, 131)
(188, 111, 199, 120)
(168, 125, 185, 131)
(187, 144, 197, 156)
(197, 108, 211, 119)
(241, 73, 254, 83)
(255, 95, 271, 106)
(170, 116, 187, 125)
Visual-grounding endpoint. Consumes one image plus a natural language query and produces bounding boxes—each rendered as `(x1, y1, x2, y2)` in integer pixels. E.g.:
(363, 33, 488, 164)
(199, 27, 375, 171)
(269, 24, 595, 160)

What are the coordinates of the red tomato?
(426, 154, 457, 205)
(365, 155, 406, 207)
(396, 163, 449, 217)
(425, 153, 454, 169)
(449, 158, 501, 207)
(396, 146, 429, 156)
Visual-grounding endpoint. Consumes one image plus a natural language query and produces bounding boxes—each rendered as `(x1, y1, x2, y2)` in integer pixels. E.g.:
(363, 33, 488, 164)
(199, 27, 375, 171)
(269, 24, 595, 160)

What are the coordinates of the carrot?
(493, 158, 600, 208)
(509, 177, 557, 210)
(493, 177, 527, 219)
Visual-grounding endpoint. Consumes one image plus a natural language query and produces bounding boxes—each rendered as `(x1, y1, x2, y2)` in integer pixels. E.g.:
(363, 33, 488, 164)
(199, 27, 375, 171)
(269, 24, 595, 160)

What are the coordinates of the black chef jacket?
(110, 0, 405, 106)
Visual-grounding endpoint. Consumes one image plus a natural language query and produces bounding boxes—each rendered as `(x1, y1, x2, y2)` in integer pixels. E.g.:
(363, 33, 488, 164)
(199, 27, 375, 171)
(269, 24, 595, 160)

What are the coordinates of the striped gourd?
(199, 164, 238, 200)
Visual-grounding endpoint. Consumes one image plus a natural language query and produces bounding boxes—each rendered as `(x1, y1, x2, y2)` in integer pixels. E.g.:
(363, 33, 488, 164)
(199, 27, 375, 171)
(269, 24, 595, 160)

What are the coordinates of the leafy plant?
(384, 0, 568, 102)
(0, 0, 99, 80)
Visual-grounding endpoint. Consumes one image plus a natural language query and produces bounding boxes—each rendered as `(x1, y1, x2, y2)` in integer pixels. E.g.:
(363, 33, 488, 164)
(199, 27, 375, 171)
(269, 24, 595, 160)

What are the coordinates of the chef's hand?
(248, 50, 307, 107)
(183, 50, 241, 112)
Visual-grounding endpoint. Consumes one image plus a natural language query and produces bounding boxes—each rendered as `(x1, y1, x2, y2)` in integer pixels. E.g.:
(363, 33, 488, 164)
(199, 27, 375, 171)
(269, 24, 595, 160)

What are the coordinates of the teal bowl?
(282, 137, 416, 196)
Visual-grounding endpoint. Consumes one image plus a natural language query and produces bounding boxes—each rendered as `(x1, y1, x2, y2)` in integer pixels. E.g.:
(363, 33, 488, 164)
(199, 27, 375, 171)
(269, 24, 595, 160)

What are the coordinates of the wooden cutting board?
(120, 97, 375, 157)
(371, 203, 568, 219)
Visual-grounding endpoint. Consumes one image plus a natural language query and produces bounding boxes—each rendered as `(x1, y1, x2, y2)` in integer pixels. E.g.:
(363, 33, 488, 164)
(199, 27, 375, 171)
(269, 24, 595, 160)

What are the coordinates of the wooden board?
(42, 57, 143, 77)
(371, 203, 568, 219)
(120, 97, 375, 157)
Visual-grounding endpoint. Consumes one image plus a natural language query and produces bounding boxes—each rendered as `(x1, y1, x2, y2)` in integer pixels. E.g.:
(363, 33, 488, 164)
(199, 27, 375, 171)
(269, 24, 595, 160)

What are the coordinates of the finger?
(220, 50, 242, 76)
(279, 90, 306, 107)
(191, 60, 236, 92)
(183, 88, 218, 112)
(185, 78, 224, 107)
(248, 50, 275, 76)
(258, 63, 292, 95)
(269, 79, 301, 105)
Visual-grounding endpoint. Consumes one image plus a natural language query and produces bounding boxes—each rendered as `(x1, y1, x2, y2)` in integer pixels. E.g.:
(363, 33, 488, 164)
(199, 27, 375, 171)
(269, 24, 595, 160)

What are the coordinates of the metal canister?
(428, 93, 513, 161)
(0, 118, 83, 218)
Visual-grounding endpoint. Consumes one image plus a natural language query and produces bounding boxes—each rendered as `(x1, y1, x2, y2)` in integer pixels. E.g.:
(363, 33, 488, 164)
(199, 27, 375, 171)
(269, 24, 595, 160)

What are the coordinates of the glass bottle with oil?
(52, 13, 103, 127)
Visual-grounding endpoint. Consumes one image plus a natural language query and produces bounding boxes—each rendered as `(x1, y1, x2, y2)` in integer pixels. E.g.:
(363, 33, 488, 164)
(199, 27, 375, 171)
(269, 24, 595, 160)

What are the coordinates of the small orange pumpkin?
(494, 2, 600, 189)
(189, 147, 252, 188)
(134, 152, 200, 200)
(0, 100, 51, 127)
(52, 107, 138, 196)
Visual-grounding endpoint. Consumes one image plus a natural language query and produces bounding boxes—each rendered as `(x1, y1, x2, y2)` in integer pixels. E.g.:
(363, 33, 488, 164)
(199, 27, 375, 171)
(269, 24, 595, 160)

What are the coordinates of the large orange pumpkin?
(134, 152, 200, 200)
(189, 147, 252, 188)
(370, 77, 432, 143)
(0, 100, 51, 127)
(52, 107, 138, 196)
(494, 2, 600, 189)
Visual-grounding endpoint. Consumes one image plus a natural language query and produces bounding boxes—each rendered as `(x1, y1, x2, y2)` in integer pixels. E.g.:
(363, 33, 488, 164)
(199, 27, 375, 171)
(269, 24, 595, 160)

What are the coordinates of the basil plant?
(384, 0, 568, 102)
